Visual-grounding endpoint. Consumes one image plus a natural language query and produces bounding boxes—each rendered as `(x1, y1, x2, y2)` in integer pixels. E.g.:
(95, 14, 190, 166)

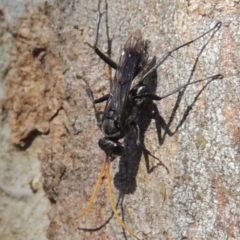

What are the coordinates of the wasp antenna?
(75, 161, 107, 219)
(106, 158, 140, 240)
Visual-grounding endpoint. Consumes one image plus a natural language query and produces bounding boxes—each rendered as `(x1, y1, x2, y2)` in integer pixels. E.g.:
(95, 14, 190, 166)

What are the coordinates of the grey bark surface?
(0, 0, 240, 240)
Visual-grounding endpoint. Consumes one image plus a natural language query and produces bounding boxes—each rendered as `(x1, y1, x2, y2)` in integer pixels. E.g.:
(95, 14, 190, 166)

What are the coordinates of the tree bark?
(1, 0, 240, 240)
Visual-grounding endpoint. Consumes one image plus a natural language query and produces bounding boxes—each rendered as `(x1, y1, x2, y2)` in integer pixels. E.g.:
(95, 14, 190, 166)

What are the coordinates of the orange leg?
(106, 158, 140, 239)
(75, 161, 107, 219)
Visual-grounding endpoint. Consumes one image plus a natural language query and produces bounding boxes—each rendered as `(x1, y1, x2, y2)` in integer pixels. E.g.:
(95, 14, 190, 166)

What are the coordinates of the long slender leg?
(83, 79, 109, 104)
(133, 74, 223, 102)
(129, 120, 169, 173)
(81, 78, 102, 127)
(133, 21, 222, 103)
(75, 161, 107, 219)
(140, 22, 222, 83)
(87, 0, 117, 70)
(106, 158, 140, 239)
(94, 93, 110, 104)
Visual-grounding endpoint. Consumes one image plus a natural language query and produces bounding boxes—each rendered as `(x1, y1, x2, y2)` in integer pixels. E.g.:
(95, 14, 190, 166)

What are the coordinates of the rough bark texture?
(0, 0, 240, 240)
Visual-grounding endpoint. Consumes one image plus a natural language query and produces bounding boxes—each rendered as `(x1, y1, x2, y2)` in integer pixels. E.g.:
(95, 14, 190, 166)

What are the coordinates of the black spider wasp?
(75, 0, 222, 238)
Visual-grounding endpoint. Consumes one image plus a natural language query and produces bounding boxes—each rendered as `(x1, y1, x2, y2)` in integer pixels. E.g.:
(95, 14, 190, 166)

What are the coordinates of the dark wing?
(104, 29, 147, 126)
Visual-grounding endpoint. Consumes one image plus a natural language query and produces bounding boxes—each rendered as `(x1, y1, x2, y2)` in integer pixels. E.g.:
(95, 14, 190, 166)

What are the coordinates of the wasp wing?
(104, 29, 147, 127)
